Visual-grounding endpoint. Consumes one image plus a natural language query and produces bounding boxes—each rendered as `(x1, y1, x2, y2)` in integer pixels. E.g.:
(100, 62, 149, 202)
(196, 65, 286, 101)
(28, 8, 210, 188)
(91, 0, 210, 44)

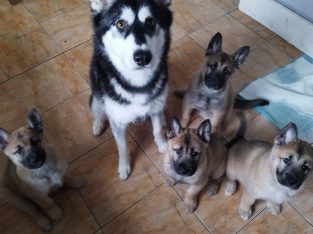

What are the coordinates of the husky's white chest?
(104, 86, 167, 125)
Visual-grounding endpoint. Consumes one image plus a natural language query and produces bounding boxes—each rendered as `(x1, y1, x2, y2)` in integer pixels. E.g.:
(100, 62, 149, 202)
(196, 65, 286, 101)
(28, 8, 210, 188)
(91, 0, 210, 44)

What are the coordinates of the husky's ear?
(153, 0, 171, 7)
(206, 32, 222, 55)
(167, 117, 182, 139)
(0, 128, 10, 150)
(232, 46, 250, 68)
(197, 119, 211, 143)
(274, 122, 298, 145)
(90, 0, 114, 13)
(26, 108, 43, 133)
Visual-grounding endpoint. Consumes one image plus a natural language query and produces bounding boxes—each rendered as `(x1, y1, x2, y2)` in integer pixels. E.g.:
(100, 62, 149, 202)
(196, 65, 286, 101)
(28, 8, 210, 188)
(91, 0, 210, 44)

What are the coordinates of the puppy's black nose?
(133, 50, 152, 66)
(285, 173, 299, 187)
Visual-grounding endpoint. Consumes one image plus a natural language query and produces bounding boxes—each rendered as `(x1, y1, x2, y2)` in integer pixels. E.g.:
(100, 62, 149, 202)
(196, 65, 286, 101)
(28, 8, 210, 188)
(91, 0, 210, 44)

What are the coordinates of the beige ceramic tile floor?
(0, 0, 311, 233)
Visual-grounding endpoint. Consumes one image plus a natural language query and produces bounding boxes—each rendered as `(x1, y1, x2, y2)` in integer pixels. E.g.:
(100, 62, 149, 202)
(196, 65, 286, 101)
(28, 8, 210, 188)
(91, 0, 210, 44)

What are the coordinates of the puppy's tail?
(234, 94, 269, 110)
(225, 112, 246, 148)
(173, 89, 186, 99)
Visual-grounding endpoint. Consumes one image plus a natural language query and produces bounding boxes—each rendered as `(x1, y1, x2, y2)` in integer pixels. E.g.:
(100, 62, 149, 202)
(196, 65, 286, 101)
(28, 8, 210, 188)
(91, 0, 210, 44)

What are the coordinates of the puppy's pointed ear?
(197, 119, 211, 143)
(0, 128, 10, 150)
(274, 122, 298, 145)
(232, 46, 250, 68)
(26, 108, 43, 133)
(206, 32, 222, 55)
(90, 0, 114, 13)
(167, 117, 182, 139)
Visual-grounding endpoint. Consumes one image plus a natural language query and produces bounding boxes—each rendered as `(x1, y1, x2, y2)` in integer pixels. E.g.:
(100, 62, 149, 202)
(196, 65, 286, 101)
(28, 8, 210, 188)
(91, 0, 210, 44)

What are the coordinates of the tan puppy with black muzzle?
(0, 109, 86, 231)
(179, 32, 268, 134)
(225, 122, 313, 220)
(163, 117, 227, 213)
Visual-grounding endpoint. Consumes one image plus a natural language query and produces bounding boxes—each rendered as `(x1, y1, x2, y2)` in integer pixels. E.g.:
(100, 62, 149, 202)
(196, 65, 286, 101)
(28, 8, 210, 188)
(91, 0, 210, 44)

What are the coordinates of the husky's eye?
(209, 63, 217, 70)
(145, 17, 156, 29)
(302, 162, 310, 171)
(116, 19, 126, 30)
(283, 155, 293, 165)
(224, 67, 230, 75)
(14, 145, 23, 155)
(174, 147, 183, 155)
(191, 149, 199, 159)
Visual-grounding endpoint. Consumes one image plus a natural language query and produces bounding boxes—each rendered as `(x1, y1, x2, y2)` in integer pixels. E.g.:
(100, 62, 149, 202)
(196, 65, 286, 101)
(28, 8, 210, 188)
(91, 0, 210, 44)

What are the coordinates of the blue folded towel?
(240, 55, 313, 142)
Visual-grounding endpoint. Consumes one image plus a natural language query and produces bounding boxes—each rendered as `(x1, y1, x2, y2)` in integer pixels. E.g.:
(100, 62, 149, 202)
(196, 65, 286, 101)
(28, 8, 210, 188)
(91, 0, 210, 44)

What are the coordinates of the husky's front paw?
(118, 162, 131, 180)
(92, 120, 105, 136)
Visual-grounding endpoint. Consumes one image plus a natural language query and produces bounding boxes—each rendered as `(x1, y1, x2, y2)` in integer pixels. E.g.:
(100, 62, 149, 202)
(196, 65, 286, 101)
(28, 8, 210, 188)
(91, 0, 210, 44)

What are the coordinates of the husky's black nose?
(133, 50, 152, 66)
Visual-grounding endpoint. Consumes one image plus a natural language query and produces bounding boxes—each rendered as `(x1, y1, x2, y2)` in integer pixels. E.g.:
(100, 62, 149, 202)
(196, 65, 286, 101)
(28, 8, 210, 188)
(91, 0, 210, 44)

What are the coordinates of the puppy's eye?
(116, 19, 126, 30)
(14, 145, 23, 155)
(283, 155, 293, 165)
(145, 17, 156, 29)
(302, 162, 310, 171)
(191, 149, 199, 159)
(174, 147, 183, 155)
(209, 63, 217, 70)
(224, 67, 230, 75)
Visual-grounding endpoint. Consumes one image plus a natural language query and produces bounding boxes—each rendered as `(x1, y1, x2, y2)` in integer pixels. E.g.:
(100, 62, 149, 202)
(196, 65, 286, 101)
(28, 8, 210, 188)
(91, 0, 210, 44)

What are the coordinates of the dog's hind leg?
(150, 112, 167, 153)
(91, 96, 107, 136)
(3, 188, 52, 231)
(110, 120, 131, 180)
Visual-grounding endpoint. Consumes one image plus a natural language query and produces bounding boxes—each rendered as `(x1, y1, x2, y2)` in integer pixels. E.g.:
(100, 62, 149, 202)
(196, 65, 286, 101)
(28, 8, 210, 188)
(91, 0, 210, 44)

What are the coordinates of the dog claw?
(207, 184, 218, 196)
(239, 209, 252, 220)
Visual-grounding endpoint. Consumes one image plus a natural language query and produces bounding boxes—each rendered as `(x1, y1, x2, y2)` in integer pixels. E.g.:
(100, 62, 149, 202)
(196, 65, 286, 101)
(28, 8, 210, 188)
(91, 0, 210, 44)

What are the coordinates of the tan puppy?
(225, 122, 313, 220)
(180, 32, 268, 133)
(163, 117, 227, 213)
(0, 109, 85, 231)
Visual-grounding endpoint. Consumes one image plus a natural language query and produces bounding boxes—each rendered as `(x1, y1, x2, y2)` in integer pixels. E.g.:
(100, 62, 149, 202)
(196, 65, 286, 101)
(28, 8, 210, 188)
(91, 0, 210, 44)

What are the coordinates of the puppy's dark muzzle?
(23, 147, 46, 169)
(277, 171, 304, 190)
(174, 161, 197, 177)
(205, 74, 225, 90)
(133, 50, 152, 67)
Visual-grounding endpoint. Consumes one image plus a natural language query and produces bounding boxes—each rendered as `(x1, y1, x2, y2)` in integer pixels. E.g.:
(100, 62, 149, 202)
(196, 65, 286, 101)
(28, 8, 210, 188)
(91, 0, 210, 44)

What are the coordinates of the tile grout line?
(68, 135, 114, 165)
(76, 189, 103, 231)
(235, 207, 266, 233)
(171, 186, 212, 234)
(102, 184, 162, 227)
(288, 202, 313, 227)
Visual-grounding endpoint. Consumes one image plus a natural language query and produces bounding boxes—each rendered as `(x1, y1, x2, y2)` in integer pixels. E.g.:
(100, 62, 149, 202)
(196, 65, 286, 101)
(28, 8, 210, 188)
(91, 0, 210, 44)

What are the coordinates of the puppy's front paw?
(118, 162, 131, 180)
(267, 203, 281, 215)
(239, 208, 252, 220)
(92, 120, 105, 136)
(184, 199, 197, 213)
(207, 184, 218, 196)
(38, 217, 52, 232)
(49, 206, 63, 222)
(224, 181, 237, 197)
(164, 177, 176, 187)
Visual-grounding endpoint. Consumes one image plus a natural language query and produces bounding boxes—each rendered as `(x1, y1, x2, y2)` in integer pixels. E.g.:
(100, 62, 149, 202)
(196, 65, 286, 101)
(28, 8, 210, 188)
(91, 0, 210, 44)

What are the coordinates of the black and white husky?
(89, 0, 172, 180)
